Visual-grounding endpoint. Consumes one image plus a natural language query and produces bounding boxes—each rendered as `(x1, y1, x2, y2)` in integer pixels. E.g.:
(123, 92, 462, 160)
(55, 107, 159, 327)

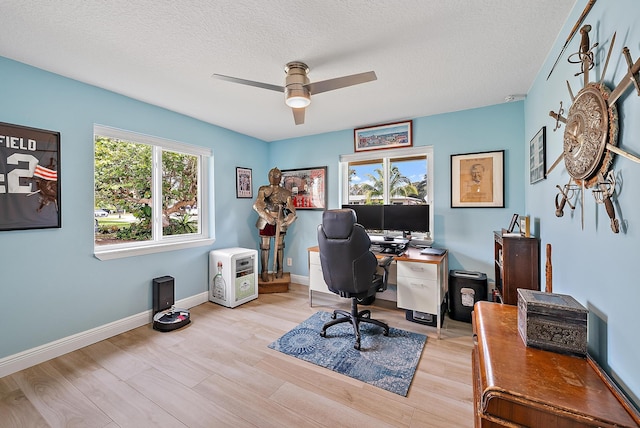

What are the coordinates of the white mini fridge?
(209, 248, 258, 308)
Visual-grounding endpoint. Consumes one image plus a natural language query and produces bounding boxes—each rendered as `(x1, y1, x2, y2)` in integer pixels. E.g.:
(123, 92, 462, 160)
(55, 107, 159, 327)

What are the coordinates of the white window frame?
(339, 145, 434, 242)
(93, 124, 214, 260)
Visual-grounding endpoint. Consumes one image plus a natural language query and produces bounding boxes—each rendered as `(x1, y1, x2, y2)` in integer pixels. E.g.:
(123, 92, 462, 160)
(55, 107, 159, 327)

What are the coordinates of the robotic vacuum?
(152, 307, 190, 332)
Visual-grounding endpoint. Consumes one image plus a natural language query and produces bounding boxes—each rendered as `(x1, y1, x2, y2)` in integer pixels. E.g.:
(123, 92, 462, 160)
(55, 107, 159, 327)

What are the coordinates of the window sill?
(94, 237, 215, 260)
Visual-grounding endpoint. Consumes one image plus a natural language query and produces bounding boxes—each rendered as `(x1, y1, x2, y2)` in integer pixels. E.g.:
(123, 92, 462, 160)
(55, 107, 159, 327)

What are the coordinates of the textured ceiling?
(1, 1, 576, 142)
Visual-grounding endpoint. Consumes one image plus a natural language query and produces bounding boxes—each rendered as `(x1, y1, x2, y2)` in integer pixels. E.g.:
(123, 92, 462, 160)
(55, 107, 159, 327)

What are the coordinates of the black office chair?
(317, 209, 393, 350)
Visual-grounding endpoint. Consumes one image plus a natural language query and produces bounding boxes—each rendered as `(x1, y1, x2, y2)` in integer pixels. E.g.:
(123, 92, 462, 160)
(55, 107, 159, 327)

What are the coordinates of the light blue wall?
(0, 57, 266, 359)
(414, 103, 525, 273)
(0, 53, 525, 363)
(272, 102, 526, 279)
(525, 0, 639, 407)
(267, 130, 348, 276)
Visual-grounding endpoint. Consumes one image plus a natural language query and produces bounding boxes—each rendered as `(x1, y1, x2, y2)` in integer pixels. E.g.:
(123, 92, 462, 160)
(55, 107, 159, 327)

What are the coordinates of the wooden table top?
(474, 301, 640, 427)
(308, 245, 446, 264)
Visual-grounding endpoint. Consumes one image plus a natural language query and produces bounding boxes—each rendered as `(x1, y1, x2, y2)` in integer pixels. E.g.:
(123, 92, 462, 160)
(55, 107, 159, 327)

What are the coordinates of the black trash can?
(449, 270, 488, 323)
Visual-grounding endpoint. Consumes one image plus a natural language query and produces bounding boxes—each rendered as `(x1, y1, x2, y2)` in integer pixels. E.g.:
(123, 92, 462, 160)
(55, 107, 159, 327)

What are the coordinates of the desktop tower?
(152, 275, 190, 331)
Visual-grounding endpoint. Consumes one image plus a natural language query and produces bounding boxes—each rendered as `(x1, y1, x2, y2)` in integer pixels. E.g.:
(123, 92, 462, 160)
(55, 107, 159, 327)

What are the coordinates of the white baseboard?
(0, 292, 208, 378)
(291, 274, 308, 286)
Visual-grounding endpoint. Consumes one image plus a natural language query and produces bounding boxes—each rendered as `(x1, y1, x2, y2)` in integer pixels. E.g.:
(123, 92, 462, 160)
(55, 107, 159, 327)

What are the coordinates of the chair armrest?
(376, 256, 393, 291)
(378, 256, 393, 268)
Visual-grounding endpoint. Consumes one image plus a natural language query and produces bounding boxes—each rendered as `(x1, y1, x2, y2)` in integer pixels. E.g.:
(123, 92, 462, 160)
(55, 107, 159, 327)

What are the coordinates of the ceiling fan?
(213, 61, 377, 125)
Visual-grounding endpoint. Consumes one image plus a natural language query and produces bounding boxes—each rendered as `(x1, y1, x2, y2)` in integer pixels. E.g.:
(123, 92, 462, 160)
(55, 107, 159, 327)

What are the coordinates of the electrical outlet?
(286, 257, 292, 266)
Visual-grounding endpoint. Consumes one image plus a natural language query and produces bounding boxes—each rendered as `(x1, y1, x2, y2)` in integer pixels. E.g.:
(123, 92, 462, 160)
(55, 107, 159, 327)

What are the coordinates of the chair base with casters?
(320, 297, 389, 350)
(320, 254, 393, 350)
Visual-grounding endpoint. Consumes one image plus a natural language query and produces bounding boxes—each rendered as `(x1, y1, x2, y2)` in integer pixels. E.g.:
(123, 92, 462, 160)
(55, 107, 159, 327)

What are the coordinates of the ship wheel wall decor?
(548, 24, 640, 233)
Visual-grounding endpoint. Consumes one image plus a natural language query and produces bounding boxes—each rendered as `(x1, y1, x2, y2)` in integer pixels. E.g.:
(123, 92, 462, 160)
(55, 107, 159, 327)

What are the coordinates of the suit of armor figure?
(253, 167, 297, 282)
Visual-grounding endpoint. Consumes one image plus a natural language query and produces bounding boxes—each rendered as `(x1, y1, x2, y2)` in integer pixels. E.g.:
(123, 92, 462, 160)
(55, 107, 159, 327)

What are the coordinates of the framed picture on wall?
(529, 126, 546, 184)
(280, 166, 327, 210)
(236, 167, 252, 198)
(0, 121, 61, 231)
(451, 150, 504, 208)
(354, 121, 412, 152)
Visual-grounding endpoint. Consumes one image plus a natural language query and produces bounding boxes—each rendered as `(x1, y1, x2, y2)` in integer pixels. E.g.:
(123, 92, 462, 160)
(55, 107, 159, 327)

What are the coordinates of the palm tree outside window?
(340, 146, 433, 240)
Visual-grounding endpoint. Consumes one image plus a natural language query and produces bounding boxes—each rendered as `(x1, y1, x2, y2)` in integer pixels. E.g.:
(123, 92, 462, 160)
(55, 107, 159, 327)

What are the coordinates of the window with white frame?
(93, 125, 212, 260)
(340, 145, 434, 241)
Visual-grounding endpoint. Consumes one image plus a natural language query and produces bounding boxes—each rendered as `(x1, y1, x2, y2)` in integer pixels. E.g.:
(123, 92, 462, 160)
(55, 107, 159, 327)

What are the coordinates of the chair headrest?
(321, 209, 356, 239)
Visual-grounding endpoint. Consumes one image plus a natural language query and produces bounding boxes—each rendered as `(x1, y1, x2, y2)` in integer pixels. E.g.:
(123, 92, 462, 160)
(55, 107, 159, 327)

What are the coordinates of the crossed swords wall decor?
(547, 22, 640, 233)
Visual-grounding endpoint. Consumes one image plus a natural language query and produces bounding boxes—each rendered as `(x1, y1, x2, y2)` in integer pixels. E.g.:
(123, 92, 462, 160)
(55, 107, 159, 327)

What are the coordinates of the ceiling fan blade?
(212, 73, 284, 92)
(292, 108, 305, 125)
(306, 71, 377, 95)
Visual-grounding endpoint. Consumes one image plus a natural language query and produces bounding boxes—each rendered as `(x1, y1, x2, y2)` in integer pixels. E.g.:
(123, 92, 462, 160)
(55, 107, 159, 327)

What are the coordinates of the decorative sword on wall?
(546, 0, 597, 80)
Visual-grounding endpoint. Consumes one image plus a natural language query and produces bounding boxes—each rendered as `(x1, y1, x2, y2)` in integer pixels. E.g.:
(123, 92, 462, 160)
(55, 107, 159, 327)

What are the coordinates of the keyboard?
(369, 235, 409, 245)
(370, 244, 406, 256)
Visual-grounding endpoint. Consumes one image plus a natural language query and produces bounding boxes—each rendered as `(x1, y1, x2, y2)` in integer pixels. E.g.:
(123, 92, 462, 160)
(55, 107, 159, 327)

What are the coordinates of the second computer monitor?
(383, 204, 430, 233)
(342, 204, 429, 234)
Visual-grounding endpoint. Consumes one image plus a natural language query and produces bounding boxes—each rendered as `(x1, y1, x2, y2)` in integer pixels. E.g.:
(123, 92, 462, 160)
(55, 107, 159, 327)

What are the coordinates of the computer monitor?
(383, 204, 430, 233)
(341, 204, 384, 231)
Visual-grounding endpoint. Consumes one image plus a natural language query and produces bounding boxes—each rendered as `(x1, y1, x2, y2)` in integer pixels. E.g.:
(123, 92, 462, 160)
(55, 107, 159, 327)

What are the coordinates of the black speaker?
(153, 276, 175, 314)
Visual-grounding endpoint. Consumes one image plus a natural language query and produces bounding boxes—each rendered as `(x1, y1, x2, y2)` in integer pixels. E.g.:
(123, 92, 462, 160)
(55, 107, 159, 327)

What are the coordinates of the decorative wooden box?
(517, 289, 588, 356)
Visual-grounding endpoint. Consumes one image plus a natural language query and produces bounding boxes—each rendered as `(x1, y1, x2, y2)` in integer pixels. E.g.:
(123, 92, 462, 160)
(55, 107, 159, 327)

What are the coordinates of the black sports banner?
(0, 122, 61, 231)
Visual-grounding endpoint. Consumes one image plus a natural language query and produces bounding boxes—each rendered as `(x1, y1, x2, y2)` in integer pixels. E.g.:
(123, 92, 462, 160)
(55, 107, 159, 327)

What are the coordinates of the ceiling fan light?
(285, 85, 310, 108)
(286, 95, 311, 108)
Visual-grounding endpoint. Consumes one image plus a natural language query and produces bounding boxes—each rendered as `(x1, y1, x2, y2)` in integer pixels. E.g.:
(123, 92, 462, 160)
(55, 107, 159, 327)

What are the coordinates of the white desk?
(308, 246, 448, 338)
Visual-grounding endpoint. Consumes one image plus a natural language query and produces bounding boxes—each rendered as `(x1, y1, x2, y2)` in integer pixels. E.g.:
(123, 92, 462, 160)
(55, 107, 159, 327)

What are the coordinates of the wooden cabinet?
(472, 302, 640, 427)
(493, 231, 539, 305)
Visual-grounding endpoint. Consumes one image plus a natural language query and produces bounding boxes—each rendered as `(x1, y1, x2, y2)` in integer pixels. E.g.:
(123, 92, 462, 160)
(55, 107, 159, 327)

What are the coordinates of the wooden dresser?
(472, 301, 640, 427)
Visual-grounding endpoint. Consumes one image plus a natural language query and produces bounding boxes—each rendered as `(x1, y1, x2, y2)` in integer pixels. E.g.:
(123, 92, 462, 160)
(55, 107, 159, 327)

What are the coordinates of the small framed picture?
(529, 127, 546, 184)
(507, 213, 519, 233)
(236, 167, 252, 198)
(520, 215, 531, 237)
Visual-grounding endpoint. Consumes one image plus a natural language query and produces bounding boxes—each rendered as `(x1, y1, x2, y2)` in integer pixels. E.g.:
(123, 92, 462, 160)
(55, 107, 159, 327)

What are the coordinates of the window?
(340, 146, 433, 241)
(94, 125, 212, 260)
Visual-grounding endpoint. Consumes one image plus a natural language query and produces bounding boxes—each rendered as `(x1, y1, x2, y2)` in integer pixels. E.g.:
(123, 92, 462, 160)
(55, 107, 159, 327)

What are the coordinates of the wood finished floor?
(0, 283, 475, 427)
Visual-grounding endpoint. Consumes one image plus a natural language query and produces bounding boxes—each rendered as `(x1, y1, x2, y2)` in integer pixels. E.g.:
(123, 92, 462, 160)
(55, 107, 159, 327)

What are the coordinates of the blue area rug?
(268, 311, 427, 396)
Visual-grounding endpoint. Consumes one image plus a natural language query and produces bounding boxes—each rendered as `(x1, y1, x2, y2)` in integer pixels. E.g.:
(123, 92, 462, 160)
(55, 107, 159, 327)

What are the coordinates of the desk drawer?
(309, 262, 330, 293)
(308, 251, 330, 293)
(397, 261, 437, 280)
(309, 250, 320, 266)
(396, 276, 438, 313)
